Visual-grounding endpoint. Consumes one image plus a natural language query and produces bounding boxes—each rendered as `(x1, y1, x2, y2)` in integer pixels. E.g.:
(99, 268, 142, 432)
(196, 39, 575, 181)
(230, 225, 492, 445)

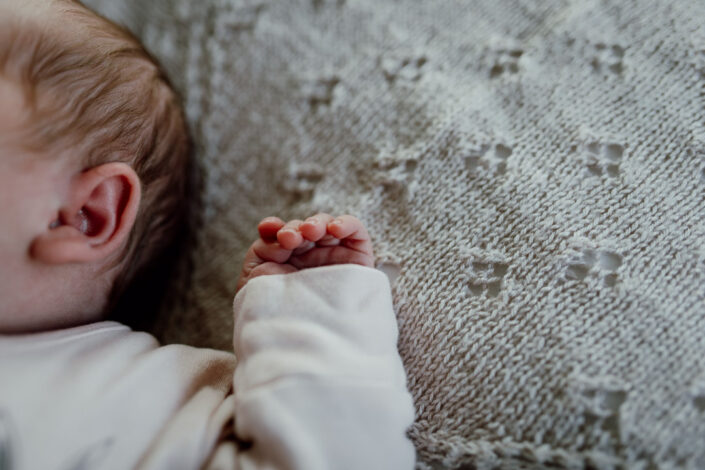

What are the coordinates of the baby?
(0, 1, 415, 469)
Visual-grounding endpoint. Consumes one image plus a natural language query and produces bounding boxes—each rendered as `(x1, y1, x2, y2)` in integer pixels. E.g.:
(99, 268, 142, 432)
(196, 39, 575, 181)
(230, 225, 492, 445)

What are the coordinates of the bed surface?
(85, 0, 705, 468)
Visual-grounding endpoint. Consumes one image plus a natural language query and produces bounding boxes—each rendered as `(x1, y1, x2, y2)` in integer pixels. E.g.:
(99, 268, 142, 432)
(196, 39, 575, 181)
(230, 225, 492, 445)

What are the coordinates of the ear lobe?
(31, 162, 141, 265)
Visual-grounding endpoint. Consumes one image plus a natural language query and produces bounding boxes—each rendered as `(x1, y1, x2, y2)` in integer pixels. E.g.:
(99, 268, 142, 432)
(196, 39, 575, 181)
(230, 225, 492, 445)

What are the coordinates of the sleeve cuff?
(232, 264, 406, 391)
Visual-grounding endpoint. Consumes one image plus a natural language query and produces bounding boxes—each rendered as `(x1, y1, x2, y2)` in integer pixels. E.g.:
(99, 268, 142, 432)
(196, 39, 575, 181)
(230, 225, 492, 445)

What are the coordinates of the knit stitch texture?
(84, 0, 705, 468)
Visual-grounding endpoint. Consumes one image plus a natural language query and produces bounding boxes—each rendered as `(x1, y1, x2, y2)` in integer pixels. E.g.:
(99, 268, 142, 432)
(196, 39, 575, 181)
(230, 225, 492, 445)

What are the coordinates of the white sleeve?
(231, 264, 416, 470)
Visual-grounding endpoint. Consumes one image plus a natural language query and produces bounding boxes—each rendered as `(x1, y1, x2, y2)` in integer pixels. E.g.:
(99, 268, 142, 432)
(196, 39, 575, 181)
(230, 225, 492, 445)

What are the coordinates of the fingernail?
(305, 217, 318, 224)
(330, 218, 342, 225)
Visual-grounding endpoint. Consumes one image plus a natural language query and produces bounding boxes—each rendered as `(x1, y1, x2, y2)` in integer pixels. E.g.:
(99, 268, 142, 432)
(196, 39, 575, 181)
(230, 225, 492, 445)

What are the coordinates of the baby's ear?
(31, 162, 141, 265)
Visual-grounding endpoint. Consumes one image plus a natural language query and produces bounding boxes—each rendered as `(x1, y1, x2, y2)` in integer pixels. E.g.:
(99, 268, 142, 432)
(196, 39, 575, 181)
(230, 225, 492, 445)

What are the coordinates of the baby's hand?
(236, 214, 374, 291)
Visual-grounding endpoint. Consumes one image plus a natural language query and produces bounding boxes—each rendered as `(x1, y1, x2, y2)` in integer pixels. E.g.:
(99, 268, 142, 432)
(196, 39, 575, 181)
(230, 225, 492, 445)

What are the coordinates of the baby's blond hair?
(0, 1, 192, 318)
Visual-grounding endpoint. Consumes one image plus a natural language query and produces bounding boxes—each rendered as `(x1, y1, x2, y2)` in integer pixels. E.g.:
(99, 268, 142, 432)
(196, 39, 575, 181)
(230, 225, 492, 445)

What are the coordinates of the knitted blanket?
(84, 0, 705, 468)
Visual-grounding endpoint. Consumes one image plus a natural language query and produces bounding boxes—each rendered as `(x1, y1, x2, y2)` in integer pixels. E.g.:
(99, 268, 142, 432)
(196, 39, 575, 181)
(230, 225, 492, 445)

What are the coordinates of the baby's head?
(0, 0, 191, 332)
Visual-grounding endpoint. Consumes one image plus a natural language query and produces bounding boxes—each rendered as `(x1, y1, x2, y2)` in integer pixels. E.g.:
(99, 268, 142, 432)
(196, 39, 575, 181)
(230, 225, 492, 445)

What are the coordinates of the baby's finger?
(289, 246, 374, 269)
(316, 234, 342, 247)
(341, 237, 373, 256)
(258, 217, 286, 241)
(300, 213, 335, 242)
(327, 215, 373, 255)
(251, 238, 292, 263)
(292, 240, 316, 256)
(327, 215, 370, 241)
(277, 219, 305, 250)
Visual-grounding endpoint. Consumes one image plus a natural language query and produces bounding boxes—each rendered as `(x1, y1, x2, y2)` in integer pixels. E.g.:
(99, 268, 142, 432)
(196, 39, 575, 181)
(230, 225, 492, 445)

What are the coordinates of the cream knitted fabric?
(84, 0, 705, 468)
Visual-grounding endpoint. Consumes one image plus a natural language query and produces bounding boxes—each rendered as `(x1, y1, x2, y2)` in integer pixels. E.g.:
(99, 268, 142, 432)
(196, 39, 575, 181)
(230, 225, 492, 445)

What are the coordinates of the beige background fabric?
(83, 0, 705, 468)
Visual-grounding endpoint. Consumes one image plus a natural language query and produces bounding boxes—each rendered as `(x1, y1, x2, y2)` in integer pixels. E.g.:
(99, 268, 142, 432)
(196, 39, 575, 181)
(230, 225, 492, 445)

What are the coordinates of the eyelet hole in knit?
(582, 142, 624, 179)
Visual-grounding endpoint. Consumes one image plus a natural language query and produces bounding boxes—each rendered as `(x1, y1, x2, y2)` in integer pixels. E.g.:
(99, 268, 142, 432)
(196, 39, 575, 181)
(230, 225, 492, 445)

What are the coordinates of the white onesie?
(0, 264, 415, 470)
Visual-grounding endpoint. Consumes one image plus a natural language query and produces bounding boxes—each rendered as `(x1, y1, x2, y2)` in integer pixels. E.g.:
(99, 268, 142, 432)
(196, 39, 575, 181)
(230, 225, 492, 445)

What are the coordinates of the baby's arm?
(230, 214, 415, 470)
